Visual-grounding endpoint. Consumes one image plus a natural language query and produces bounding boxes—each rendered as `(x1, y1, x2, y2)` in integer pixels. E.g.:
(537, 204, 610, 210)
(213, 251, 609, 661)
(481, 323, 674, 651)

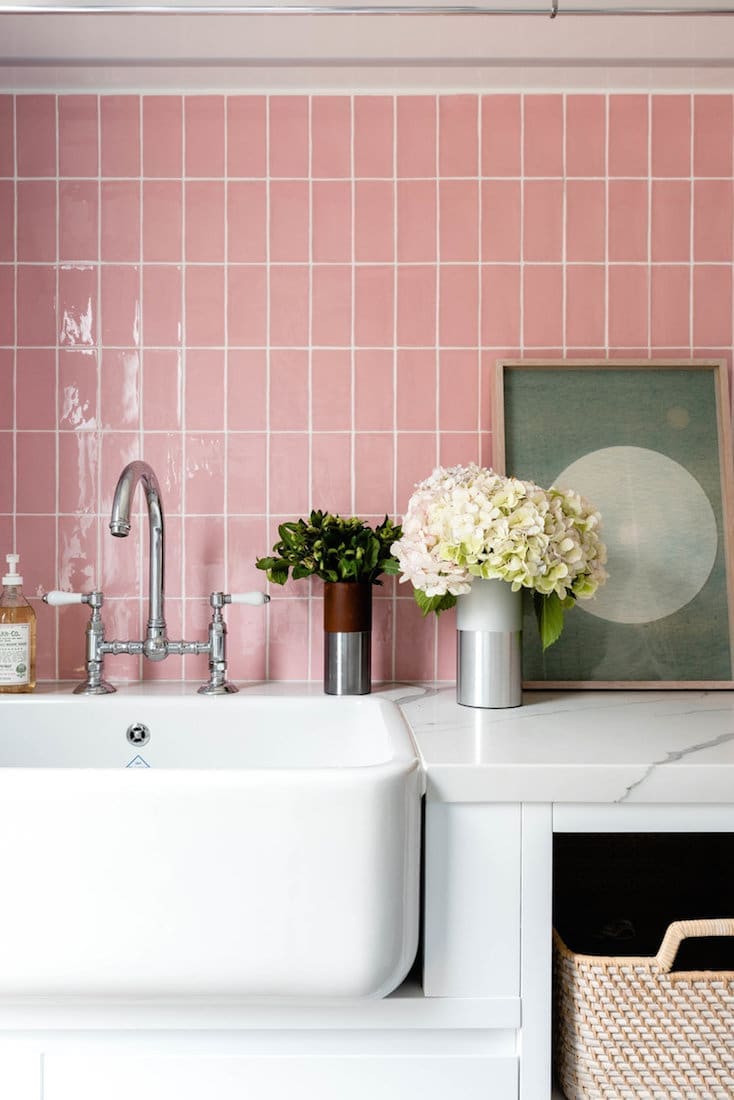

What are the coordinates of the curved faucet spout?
(109, 460, 167, 659)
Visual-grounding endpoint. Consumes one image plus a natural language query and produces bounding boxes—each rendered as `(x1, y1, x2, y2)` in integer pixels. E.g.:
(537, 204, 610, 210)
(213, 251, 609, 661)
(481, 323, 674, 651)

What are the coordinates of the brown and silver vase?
(323, 581, 372, 696)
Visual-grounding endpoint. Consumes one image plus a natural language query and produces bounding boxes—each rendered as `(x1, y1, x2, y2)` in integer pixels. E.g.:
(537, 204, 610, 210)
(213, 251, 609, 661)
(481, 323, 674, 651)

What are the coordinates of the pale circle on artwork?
(554, 446, 718, 625)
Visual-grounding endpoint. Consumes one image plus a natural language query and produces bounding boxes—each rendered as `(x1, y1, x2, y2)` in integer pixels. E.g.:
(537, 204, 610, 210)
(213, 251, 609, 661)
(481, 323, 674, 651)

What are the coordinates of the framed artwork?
(494, 359, 734, 688)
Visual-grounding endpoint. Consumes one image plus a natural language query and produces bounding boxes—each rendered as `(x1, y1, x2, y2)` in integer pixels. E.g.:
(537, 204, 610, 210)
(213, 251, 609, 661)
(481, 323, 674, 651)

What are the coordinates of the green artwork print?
(502, 364, 733, 684)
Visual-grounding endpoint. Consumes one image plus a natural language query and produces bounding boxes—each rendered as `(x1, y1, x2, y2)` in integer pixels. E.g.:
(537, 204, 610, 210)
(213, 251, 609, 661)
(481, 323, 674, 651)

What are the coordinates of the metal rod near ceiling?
(2, 1, 734, 13)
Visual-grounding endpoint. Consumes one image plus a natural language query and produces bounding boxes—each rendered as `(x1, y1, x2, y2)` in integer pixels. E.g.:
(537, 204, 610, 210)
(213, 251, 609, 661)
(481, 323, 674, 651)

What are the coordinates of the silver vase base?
(456, 629, 522, 709)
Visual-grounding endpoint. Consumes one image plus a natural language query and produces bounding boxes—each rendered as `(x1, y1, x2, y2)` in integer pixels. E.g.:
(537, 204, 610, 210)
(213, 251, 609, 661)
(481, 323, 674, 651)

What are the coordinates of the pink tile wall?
(2, 92, 733, 683)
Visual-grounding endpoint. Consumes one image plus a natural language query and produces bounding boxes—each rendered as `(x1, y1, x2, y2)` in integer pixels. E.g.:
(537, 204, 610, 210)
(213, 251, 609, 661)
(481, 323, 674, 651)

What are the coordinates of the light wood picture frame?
(494, 359, 734, 689)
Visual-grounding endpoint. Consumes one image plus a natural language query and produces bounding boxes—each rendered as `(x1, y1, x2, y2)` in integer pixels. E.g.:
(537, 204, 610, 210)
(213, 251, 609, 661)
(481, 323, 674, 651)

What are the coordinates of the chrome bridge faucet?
(44, 460, 269, 696)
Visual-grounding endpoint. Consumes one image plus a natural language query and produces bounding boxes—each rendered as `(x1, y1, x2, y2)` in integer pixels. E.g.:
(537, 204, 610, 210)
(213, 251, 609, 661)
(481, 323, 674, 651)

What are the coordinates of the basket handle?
(655, 918, 734, 972)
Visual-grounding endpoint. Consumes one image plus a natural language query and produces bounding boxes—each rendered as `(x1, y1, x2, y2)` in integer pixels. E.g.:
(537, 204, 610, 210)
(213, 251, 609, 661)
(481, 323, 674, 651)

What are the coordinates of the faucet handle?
(227, 592, 271, 606)
(43, 589, 103, 607)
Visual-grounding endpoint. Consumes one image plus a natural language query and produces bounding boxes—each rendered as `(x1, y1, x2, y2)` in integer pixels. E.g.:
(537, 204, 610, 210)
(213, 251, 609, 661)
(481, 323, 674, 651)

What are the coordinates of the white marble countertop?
(393, 685, 734, 805)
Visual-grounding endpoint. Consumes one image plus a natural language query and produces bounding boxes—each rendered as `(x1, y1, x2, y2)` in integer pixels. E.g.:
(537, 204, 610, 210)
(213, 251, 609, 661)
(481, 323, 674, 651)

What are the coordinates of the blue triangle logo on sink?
(126, 754, 150, 769)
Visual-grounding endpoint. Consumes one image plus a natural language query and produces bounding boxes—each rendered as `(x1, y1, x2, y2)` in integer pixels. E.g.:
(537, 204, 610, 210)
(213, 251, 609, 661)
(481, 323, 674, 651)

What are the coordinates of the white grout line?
(306, 94, 314, 682)
(561, 92, 567, 358)
(604, 93, 610, 353)
(647, 93, 652, 354)
(180, 94, 188, 665)
(264, 95, 271, 681)
(391, 93, 398, 684)
(689, 92, 694, 357)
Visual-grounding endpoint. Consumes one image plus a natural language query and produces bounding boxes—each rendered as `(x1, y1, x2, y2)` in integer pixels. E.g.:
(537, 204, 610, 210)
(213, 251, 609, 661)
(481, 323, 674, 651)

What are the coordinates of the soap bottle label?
(0, 623, 30, 685)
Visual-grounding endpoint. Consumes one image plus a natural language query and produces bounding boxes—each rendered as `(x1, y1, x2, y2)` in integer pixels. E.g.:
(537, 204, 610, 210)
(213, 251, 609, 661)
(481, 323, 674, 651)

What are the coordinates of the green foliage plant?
(256, 511, 402, 586)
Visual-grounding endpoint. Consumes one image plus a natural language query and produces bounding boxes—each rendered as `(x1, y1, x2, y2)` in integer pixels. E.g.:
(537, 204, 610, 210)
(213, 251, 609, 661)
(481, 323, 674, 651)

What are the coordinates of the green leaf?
(534, 591, 565, 651)
(414, 589, 458, 617)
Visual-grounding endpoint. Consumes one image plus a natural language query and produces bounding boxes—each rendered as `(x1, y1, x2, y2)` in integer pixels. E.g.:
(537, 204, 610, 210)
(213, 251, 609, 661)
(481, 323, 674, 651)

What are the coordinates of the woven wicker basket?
(554, 918, 734, 1100)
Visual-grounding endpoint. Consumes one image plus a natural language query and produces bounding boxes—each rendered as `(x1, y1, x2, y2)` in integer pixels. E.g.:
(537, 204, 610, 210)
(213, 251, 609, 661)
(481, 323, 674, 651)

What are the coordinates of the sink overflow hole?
(126, 722, 151, 746)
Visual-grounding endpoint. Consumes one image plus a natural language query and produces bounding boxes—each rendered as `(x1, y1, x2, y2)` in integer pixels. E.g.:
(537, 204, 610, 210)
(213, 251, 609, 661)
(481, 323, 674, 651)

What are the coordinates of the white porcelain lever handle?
(43, 590, 86, 606)
(228, 592, 270, 606)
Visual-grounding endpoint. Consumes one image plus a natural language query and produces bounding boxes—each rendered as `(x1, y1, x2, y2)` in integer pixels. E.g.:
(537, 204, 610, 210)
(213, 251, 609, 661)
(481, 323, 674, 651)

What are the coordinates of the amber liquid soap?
(0, 553, 36, 693)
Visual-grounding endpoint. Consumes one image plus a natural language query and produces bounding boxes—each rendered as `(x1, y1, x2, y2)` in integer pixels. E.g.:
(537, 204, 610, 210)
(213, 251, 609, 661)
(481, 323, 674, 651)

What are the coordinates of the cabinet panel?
(424, 802, 521, 998)
(0, 1046, 40, 1100)
(43, 1053, 518, 1100)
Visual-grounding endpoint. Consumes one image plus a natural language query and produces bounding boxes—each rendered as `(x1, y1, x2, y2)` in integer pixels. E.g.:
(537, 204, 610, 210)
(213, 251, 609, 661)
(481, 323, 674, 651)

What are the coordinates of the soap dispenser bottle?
(0, 553, 36, 693)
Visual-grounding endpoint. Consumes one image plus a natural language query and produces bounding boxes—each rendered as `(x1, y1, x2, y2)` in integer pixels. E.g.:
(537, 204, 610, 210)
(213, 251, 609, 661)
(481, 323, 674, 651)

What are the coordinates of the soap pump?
(0, 553, 36, 693)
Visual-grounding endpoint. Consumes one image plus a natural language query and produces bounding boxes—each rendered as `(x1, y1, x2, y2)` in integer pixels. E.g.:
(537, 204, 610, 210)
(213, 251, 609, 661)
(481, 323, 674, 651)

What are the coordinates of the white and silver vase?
(456, 578, 522, 709)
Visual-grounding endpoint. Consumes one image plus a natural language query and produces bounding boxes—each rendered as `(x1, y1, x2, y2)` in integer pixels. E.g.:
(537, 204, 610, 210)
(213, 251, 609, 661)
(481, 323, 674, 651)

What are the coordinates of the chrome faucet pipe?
(109, 460, 168, 660)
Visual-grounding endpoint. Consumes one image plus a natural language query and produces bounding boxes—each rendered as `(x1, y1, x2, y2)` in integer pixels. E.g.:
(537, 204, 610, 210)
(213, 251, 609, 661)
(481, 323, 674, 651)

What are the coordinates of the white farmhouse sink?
(0, 686, 421, 999)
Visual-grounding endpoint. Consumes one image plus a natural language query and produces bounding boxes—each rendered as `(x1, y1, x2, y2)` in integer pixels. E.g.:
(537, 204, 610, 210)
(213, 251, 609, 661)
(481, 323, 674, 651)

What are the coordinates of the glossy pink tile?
(17, 431, 55, 513)
(269, 266, 308, 348)
(57, 513, 98, 594)
(269, 180, 309, 263)
(371, 596, 395, 684)
(100, 432, 138, 514)
(397, 265, 435, 348)
(226, 351, 265, 434)
(0, 266, 15, 346)
(651, 265, 690, 347)
(101, 96, 140, 178)
(227, 96, 266, 178)
(693, 266, 732, 347)
(16, 96, 56, 178)
(17, 180, 56, 262)
(311, 433, 351, 514)
(693, 95, 733, 177)
(439, 431, 479, 467)
(0, 181, 12, 262)
(228, 515, 268, 592)
(59, 181, 98, 262)
(184, 515, 225, 599)
(101, 265, 139, 347)
(270, 349, 308, 431)
(524, 96, 563, 177)
(566, 180, 605, 263)
(608, 179, 648, 262)
(59, 96, 98, 178)
(59, 602, 94, 680)
(0, 434, 11, 511)
(185, 181, 224, 263)
(436, 602, 457, 681)
(185, 96, 224, 178)
(59, 348, 98, 430)
(651, 180, 690, 262)
(566, 265, 605, 347)
(482, 180, 520, 262)
(355, 265, 393, 348)
(0, 351, 11, 429)
(143, 181, 182, 262)
(481, 95, 521, 178)
(185, 265, 224, 347)
(225, 597, 268, 681)
(311, 97, 350, 179)
(439, 265, 478, 347)
(228, 181, 266, 263)
(652, 96, 691, 178)
(312, 181, 350, 264)
(439, 180, 478, 263)
(523, 180, 563, 262)
(18, 264, 56, 347)
(355, 97, 393, 178)
(439, 96, 477, 177)
(227, 433, 267, 514)
(396, 431, 435, 508)
(609, 265, 648, 347)
(312, 265, 351, 348)
(694, 180, 732, 262)
(268, 597, 310, 681)
(100, 349, 139, 431)
(101, 519, 141, 598)
(523, 265, 563, 348)
(142, 96, 182, 178)
(481, 264, 521, 347)
(566, 96, 605, 177)
(395, 596, 435, 681)
(269, 97, 308, 178)
(183, 349, 223, 431)
(101, 180, 140, 262)
(439, 350, 478, 431)
(397, 349, 436, 431)
(312, 349, 351, 431)
(354, 350, 394, 431)
(354, 434, 394, 516)
(355, 181, 394, 264)
(16, 348, 55, 430)
(144, 431, 183, 515)
(397, 97, 436, 179)
(269, 433, 309, 515)
(59, 265, 97, 348)
(141, 265, 180, 346)
(227, 266, 266, 347)
(609, 95, 648, 177)
(397, 180, 436, 264)
(143, 349, 181, 431)
(0, 97, 14, 177)
(185, 433, 225, 514)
